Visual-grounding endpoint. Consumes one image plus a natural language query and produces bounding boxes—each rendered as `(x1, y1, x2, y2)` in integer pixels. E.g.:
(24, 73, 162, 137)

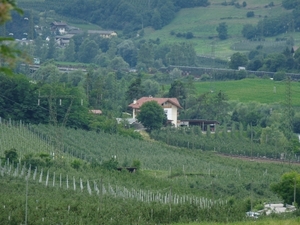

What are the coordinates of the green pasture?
(194, 78, 300, 106)
(145, 0, 291, 58)
(175, 218, 300, 225)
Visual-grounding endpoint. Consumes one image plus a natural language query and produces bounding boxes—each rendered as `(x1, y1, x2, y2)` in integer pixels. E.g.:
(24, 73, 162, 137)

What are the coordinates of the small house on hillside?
(51, 21, 68, 35)
(128, 97, 182, 127)
(55, 34, 74, 46)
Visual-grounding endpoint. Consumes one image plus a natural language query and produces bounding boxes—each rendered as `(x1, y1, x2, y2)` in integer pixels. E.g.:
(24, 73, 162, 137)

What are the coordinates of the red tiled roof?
(128, 97, 182, 109)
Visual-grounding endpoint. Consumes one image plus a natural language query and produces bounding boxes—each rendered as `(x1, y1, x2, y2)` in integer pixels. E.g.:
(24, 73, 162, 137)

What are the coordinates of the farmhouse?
(128, 97, 182, 127)
(55, 34, 74, 46)
(51, 21, 68, 35)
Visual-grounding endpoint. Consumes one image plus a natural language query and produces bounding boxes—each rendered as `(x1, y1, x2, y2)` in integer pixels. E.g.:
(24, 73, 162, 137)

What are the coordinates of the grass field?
(193, 78, 300, 106)
(175, 218, 300, 225)
(144, 0, 298, 59)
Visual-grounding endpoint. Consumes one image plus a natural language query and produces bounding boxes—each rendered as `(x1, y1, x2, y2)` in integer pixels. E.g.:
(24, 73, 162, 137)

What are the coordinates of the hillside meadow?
(193, 78, 300, 106)
(144, 0, 299, 58)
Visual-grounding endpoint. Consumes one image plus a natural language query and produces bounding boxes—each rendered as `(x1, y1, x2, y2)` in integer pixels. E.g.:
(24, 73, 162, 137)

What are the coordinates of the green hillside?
(1, 120, 300, 224)
(17, 0, 297, 59)
(193, 78, 300, 106)
(144, 0, 295, 58)
(2, 1, 300, 224)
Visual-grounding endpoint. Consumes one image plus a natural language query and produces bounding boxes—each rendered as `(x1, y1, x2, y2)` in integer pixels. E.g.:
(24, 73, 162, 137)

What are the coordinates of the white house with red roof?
(128, 97, 182, 127)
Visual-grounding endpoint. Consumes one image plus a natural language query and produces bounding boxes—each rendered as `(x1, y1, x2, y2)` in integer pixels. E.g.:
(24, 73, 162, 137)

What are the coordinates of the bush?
(273, 71, 286, 81)
(186, 32, 194, 39)
(246, 11, 254, 17)
(200, 74, 211, 81)
(176, 32, 183, 38)
(71, 159, 81, 170)
(132, 159, 141, 170)
(4, 148, 18, 163)
(102, 158, 118, 170)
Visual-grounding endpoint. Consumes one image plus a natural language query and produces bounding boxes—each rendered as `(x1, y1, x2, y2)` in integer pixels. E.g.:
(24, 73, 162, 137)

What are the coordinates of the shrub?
(273, 71, 286, 81)
(4, 148, 18, 163)
(246, 11, 254, 17)
(186, 32, 194, 39)
(71, 159, 81, 170)
(132, 159, 141, 170)
(102, 158, 118, 170)
(200, 74, 211, 81)
(176, 32, 183, 37)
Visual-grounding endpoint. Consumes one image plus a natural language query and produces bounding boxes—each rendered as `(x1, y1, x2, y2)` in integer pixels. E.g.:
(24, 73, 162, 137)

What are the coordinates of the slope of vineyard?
(0, 119, 56, 159)
(1, 120, 300, 224)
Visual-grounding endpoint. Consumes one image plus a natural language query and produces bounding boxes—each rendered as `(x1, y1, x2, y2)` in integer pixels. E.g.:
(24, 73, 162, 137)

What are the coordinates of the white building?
(128, 97, 182, 127)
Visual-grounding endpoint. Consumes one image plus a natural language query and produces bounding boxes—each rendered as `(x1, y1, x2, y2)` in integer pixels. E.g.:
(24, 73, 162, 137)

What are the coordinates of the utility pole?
(293, 177, 296, 206)
(38, 88, 76, 155)
(285, 76, 293, 139)
(210, 40, 215, 93)
(25, 173, 28, 225)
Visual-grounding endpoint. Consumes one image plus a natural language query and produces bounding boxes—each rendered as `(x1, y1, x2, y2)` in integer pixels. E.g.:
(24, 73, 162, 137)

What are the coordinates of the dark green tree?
(137, 42, 154, 69)
(126, 78, 144, 102)
(137, 101, 165, 131)
(109, 56, 129, 71)
(0, 73, 47, 123)
(293, 114, 300, 133)
(282, 0, 300, 9)
(78, 39, 98, 63)
(64, 39, 75, 62)
(216, 22, 228, 40)
(242, 24, 257, 39)
(151, 10, 162, 30)
(107, 39, 118, 60)
(142, 79, 160, 97)
(117, 40, 137, 67)
(271, 171, 300, 206)
(262, 53, 287, 72)
(229, 52, 248, 69)
(47, 36, 56, 59)
(166, 42, 196, 66)
(168, 80, 186, 104)
(4, 148, 18, 163)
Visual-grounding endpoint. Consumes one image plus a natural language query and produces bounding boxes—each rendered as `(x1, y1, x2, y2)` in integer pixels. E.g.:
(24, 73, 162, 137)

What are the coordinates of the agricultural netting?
(150, 126, 300, 162)
(2, 119, 300, 217)
(0, 161, 247, 225)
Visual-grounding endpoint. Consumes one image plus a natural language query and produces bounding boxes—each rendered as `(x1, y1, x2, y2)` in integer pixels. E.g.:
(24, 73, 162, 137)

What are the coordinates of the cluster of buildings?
(50, 21, 117, 47)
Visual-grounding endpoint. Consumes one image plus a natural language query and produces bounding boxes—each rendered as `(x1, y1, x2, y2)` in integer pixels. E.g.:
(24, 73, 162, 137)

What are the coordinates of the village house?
(55, 34, 74, 46)
(128, 97, 182, 127)
(50, 21, 68, 35)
